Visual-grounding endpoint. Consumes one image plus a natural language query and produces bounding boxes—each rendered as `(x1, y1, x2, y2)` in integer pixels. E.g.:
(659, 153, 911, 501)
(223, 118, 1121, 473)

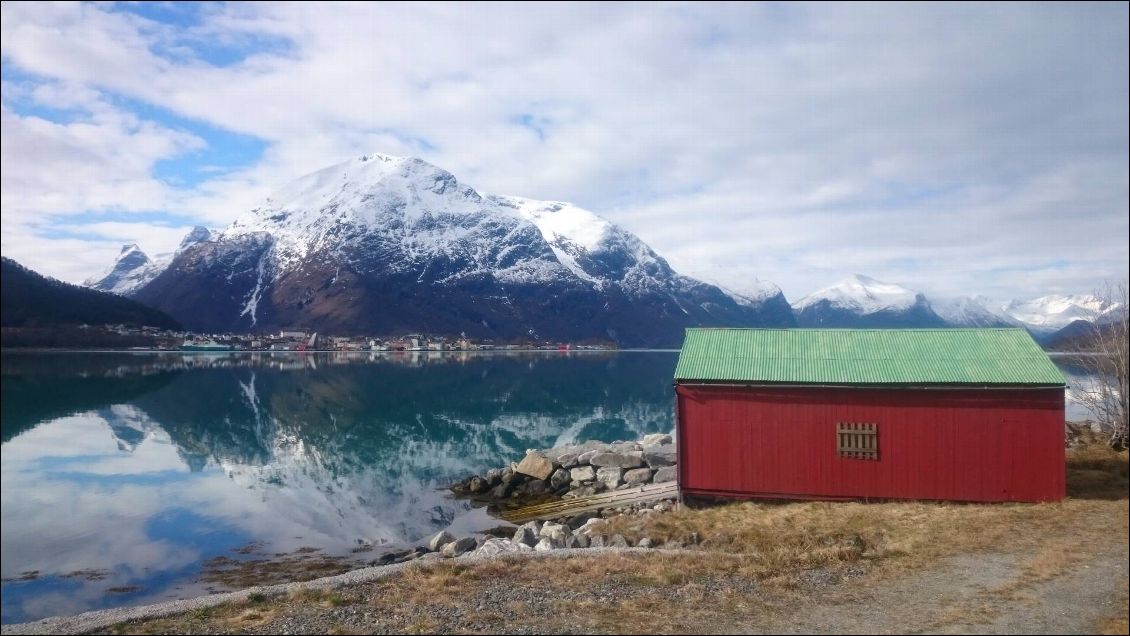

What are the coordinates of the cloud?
(0, 2, 1126, 301)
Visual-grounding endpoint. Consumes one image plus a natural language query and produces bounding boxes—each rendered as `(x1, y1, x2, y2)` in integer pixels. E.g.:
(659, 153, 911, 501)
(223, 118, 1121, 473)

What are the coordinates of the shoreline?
(0, 547, 670, 636)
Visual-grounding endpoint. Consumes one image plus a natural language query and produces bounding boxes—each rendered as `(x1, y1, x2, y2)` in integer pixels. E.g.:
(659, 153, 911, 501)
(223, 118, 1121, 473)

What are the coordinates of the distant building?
(279, 330, 306, 339)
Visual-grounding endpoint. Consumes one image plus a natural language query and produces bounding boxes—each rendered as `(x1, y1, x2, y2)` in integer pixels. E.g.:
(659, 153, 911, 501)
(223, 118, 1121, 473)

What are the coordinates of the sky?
(1, 2, 1127, 303)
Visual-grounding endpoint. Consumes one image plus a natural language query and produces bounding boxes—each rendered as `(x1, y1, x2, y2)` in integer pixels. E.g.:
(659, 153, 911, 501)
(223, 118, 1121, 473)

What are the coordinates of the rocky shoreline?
(375, 434, 682, 565)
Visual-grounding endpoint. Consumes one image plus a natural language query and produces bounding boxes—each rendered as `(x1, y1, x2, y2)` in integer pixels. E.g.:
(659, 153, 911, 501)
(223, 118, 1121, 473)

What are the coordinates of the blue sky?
(1, 1, 1126, 301)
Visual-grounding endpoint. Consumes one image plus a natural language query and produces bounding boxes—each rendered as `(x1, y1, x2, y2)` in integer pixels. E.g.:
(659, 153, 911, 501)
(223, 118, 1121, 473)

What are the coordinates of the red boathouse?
(674, 328, 1067, 503)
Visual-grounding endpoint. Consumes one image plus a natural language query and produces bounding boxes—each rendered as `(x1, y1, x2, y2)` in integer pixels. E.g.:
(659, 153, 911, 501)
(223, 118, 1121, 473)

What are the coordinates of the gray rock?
(567, 510, 601, 530)
(516, 451, 555, 481)
(572, 533, 590, 548)
(568, 485, 599, 498)
(589, 535, 607, 548)
(500, 467, 513, 482)
(609, 534, 630, 548)
(485, 468, 501, 487)
(468, 476, 487, 493)
(441, 536, 477, 557)
(589, 452, 645, 469)
(637, 537, 653, 548)
(653, 466, 677, 483)
(576, 449, 603, 465)
(490, 482, 513, 498)
(549, 468, 571, 490)
(623, 467, 654, 486)
(534, 538, 557, 552)
(664, 540, 685, 550)
(610, 442, 643, 453)
(426, 531, 455, 552)
(556, 453, 579, 469)
(473, 538, 517, 558)
(569, 465, 596, 482)
(564, 535, 583, 549)
(641, 433, 673, 447)
(525, 480, 547, 495)
(596, 466, 623, 489)
(512, 525, 538, 548)
(642, 445, 676, 467)
(539, 522, 570, 544)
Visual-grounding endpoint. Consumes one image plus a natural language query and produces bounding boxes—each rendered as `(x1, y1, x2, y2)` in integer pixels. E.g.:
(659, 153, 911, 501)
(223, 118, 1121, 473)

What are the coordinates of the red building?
(674, 328, 1067, 503)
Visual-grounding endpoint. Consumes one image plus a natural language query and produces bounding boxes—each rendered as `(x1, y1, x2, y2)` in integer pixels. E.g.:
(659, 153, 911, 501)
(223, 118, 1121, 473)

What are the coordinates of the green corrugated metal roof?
(674, 328, 1066, 386)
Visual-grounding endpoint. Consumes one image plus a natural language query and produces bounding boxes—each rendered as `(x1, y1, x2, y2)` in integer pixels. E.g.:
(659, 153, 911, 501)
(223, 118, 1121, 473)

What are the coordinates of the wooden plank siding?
(676, 385, 1065, 503)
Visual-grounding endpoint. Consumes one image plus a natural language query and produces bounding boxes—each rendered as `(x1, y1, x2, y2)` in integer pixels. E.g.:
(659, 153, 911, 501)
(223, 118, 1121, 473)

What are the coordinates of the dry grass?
(99, 440, 1129, 635)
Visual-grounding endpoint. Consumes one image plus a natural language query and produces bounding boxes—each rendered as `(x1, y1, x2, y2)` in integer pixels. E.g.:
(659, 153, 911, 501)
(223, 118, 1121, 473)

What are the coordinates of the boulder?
(609, 442, 643, 454)
(512, 524, 539, 548)
(556, 453, 580, 469)
(596, 466, 623, 490)
(589, 452, 645, 470)
(473, 538, 518, 558)
(441, 537, 477, 557)
(623, 467, 654, 487)
(485, 468, 501, 487)
(589, 535, 607, 548)
(569, 465, 596, 482)
(642, 445, 676, 468)
(468, 476, 487, 493)
(516, 451, 555, 481)
(637, 537, 653, 548)
(566, 510, 601, 530)
(572, 533, 590, 548)
(534, 538, 557, 552)
(491, 482, 513, 498)
(641, 433, 673, 447)
(576, 449, 603, 465)
(426, 531, 455, 552)
(653, 466, 677, 483)
(608, 534, 630, 548)
(539, 522, 570, 545)
(549, 468, 571, 490)
(525, 480, 548, 495)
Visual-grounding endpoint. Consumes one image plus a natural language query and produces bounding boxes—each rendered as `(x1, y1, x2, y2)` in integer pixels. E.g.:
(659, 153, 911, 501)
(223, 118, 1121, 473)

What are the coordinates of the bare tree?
(1070, 281, 1128, 450)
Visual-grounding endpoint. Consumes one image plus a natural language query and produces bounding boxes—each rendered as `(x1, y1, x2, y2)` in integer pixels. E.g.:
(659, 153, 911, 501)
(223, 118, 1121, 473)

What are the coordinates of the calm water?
(0, 351, 678, 624)
(0, 351, 1096, 624)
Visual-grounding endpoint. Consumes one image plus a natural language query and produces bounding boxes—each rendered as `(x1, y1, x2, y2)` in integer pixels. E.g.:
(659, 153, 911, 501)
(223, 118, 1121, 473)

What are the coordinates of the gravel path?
(757, 544, 1129, 634)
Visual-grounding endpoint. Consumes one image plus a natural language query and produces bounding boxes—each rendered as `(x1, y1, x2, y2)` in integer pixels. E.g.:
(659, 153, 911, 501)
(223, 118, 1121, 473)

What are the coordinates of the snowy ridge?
(1003, 294, 1122, 334)
(793, 274, 920, 313)
(931, 295, 1019, 328)
(85, 227, 215, 296)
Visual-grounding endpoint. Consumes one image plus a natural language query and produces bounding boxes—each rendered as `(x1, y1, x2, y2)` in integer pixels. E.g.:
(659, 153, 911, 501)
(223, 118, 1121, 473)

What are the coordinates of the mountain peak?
(794, 274, 919, 313)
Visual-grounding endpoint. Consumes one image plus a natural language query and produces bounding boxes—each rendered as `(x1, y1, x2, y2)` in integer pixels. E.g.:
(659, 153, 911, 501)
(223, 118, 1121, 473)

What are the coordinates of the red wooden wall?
(676, 385, 1065, 503)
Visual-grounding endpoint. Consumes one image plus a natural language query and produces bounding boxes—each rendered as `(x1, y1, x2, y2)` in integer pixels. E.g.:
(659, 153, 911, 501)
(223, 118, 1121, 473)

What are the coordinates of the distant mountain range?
(1, 257, 180, 331)
(72, 153, 1120, 347)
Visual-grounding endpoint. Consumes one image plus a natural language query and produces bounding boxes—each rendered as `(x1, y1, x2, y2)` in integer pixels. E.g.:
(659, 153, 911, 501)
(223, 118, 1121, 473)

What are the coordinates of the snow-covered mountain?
(132, 154, 794, 345)
(792, 274, 946, 328)
(85, 226, 214, 295)
(930, 295, 1019, 328)
(1002, 294, 1120, 335)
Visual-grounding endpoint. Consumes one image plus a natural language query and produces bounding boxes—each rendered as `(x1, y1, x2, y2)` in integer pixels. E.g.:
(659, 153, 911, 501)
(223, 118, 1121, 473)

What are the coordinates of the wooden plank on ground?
(500, 481, 678, 523)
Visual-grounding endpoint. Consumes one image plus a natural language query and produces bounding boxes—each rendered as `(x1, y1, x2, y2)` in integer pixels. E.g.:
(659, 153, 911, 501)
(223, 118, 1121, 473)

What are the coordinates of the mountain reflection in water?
(0, 351, 677, 624)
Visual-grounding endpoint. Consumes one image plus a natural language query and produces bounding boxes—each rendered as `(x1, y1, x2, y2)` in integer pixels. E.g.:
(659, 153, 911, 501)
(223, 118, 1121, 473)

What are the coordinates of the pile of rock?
(450, 433, 676, 502)
(377, 504, 688, 564)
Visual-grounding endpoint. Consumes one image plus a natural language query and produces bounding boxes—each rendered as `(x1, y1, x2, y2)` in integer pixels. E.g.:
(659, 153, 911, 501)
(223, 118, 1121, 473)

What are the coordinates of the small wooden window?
(837, 422, 878, 460)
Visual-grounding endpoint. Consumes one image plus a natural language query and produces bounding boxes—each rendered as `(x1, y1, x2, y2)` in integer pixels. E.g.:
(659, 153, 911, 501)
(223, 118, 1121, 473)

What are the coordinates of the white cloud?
(0, 2, 1126, 300)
